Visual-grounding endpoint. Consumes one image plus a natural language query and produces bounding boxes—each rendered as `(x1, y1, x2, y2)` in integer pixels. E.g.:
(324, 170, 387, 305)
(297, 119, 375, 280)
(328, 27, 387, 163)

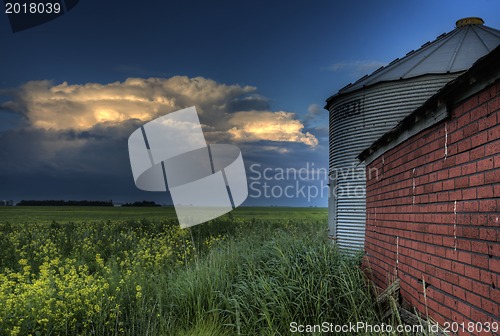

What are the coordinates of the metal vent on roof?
(456, 17, 484, 27)
(329, 18, 500, 97)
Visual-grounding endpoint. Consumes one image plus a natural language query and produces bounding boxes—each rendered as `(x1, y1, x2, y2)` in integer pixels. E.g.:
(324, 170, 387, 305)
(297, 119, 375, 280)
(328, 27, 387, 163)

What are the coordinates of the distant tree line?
(15, 200, 163, 207)
(17, 200, 114, 206)
(122, 201, 161, 207)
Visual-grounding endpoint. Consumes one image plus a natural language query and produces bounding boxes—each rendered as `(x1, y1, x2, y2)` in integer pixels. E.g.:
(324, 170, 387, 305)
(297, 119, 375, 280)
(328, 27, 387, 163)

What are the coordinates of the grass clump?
(160, 226, 378, 335)
(0, 209, 393, 335)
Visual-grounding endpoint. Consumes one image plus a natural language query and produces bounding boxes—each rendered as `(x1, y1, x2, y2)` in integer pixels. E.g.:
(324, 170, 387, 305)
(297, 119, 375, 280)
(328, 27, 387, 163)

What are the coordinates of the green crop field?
(0, 207, 405, 335)
(0, 206, 327, 225)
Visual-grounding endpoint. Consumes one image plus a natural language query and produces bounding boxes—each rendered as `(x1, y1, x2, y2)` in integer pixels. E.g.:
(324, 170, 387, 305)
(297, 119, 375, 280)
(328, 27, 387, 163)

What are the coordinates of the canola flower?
(0, 216, 330, 336)
(0, 219, 200, 335)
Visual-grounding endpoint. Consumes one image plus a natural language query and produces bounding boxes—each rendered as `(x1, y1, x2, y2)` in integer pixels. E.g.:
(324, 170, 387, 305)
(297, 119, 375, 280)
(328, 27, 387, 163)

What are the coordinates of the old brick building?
(358, 45, 500, 328)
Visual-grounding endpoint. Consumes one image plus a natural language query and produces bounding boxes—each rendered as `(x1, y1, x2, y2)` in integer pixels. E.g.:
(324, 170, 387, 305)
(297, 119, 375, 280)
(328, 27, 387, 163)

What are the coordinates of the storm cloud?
(0, 76, 325, 205)
(2, 76, 317, 147)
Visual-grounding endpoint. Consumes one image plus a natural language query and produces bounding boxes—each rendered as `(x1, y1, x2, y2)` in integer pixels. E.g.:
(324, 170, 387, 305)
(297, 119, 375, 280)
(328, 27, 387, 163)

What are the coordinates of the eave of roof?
(357, 44, 500, 163)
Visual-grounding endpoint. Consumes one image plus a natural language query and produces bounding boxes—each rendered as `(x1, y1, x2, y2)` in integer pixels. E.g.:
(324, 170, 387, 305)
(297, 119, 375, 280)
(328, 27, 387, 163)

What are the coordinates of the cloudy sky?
(0, 0, 499, 206)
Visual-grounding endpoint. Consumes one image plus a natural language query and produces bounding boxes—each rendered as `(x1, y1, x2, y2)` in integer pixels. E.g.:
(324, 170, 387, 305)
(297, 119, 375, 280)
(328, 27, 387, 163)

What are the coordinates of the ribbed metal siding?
(328, 74, 460, 252)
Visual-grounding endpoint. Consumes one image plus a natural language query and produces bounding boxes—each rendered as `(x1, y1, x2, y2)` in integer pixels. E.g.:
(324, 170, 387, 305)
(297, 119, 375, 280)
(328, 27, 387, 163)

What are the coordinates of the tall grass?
(0, 215, 390, 335)
(162, 230, 379, 335)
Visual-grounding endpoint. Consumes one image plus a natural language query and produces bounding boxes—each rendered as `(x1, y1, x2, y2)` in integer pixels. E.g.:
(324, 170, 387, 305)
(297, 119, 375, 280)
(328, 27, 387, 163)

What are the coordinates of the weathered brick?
(470, 104, 489, 122)
(463, 95, 479, 112)
(478, 86, 493, 104)
(455, 176, 469, 189)
(463, 200, 479, 212)
(488, 125, 500, 141)
(480, 228, 498, 241)
(477, 157, 494, 172)
(461, 162, 477, 175)
(485, 140, 500, 156)
(464, 228, 481, 239)
(487, 94, 500, 114)
(466, 291, 482, 308)
(482, 297, 499, 316)
(455, 152, 470, 164)
(469, 173, 485, 186)
(457, 138, 472, 153)
(461, 188, 476, 200)
(471, 254, 489, 269)
(478, 112, 497, 131)
(471, 130, 488, 147)
(469, 146, 485, 161)
(479, 199, 497, 212)
(457, 113, 471, 129)
(485, 170, 500, 184)
(477, 186, 493, 198)
(363, 81, 499, 330)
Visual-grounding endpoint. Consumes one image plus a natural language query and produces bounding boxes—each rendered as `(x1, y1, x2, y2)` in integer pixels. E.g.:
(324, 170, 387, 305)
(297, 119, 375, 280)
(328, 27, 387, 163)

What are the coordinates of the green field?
(0, 207, 403, 335)
(0, 206, 327, 224)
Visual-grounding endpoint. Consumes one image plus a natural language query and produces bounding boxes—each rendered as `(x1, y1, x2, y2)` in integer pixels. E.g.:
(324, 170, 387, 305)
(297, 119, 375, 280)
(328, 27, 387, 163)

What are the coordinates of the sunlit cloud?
(227, 111, 318, 147)
(1, 76, 318, 149)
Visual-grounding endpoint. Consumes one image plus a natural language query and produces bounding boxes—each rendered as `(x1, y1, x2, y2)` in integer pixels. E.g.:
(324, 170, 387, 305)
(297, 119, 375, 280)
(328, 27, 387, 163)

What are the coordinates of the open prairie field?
(0, 207, 394, 335)
(0, 206, 327, 224)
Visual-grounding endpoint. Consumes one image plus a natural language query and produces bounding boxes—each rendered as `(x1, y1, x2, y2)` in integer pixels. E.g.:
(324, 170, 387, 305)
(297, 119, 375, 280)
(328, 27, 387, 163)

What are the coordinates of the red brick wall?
(364, 80, 500, 331)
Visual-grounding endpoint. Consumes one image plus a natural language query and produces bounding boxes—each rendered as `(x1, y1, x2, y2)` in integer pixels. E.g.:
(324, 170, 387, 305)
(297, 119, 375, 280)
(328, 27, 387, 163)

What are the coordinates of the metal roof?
(327, 18, 500, 100)
(357, 44, 500, 163)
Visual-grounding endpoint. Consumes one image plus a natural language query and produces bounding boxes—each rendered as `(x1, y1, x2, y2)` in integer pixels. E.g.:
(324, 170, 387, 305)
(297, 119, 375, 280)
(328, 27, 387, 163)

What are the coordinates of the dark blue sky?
(0, 0, 499, 206)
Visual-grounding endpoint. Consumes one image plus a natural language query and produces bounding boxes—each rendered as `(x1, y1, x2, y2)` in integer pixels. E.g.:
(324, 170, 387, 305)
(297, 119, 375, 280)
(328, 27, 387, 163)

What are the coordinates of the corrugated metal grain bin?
(325, 18, 500, 252)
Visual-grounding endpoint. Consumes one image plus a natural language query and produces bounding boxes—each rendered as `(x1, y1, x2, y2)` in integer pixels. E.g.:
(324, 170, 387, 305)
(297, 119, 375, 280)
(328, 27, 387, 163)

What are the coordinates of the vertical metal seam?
(470, 25, 491, 52)
(447, 27, 468, 72)
(400, 30, 459, 78)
